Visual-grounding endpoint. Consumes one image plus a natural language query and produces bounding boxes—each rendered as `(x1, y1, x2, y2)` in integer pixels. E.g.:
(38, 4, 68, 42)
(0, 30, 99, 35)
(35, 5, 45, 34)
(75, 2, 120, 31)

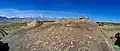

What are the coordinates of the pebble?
(71, 41, 73, 44)
(89, 36, 92, 39)
(70, 45, 74, 47)
(59, 41, 61, 42)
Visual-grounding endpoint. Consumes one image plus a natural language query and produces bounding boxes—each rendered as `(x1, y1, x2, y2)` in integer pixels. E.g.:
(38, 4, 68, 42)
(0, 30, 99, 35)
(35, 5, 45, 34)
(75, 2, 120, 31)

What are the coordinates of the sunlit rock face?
(1, 19, 116, 51)
(21, 20, 43, 29)
(26, 20, 43, 27)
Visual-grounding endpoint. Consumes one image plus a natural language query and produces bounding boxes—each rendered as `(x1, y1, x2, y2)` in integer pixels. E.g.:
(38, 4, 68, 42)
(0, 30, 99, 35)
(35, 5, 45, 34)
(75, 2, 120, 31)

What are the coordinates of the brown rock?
(27, 20, 43, 27)
(1, 19, 116, 51)
(21, 20, 43, 29)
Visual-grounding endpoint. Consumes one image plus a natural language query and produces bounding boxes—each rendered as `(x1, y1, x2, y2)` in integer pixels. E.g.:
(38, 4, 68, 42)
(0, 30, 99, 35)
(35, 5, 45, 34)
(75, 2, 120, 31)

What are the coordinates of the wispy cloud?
(0, 8, 119, 22)
(0, 8, 88, 18)
(0, 8, 42, 17)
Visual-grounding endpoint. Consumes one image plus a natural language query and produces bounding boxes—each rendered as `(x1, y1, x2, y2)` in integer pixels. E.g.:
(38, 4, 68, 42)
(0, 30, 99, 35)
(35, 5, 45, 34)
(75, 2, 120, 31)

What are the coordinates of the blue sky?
(0, 0, 120, 22)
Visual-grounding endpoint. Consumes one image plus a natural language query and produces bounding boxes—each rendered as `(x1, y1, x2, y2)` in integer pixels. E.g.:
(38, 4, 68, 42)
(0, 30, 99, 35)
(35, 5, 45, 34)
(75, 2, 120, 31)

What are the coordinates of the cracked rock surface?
(1, 19, 116, 51)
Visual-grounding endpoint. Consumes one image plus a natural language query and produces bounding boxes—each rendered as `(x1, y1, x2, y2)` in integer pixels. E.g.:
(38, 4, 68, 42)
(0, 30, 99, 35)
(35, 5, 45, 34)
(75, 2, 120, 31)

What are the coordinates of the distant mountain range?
(0, 16, 25, 22)
(0, 16, 74, 22)
(0, 16, 55, 22)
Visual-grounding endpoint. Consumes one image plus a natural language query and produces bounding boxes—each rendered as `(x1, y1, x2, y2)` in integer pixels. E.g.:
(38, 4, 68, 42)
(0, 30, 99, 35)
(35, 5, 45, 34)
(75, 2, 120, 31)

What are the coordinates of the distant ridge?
(0, 16, 57, 22)
(96, 22, 120, 26)
(0, 16, 74, 22)
(0, 16, 120, 25)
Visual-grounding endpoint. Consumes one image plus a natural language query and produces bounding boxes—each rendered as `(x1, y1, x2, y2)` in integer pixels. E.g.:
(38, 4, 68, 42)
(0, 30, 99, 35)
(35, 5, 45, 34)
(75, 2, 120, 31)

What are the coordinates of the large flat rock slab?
(1, 19, 116, 51)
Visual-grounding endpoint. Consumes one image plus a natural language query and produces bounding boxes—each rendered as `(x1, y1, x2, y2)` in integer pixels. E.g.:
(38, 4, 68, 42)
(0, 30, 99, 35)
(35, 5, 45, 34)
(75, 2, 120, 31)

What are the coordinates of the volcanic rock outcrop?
(1, 19, 116, 51)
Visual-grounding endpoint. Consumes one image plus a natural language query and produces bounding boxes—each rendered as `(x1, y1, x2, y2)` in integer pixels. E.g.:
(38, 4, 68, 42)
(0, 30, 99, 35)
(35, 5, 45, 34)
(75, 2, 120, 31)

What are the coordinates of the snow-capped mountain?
(25, 16, 57, 21)
(0, 15, 73, 22)
(0, 16, 58, 22)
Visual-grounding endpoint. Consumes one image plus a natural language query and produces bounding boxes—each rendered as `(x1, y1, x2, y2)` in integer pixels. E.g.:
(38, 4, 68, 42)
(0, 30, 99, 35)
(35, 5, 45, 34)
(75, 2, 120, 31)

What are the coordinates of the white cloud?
(0, 8, 41, 18)
(0, 8, 88, 18)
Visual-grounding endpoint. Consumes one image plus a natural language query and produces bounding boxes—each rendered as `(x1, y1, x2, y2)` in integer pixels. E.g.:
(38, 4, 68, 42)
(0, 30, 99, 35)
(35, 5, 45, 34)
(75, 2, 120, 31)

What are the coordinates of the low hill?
(96, 22, 120, 26)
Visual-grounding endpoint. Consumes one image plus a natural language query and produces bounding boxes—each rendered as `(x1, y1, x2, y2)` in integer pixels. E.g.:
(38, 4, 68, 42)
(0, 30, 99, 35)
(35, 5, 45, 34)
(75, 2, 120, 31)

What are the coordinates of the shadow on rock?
(114, 32, 120, 47)
(0, 41, 10, 51)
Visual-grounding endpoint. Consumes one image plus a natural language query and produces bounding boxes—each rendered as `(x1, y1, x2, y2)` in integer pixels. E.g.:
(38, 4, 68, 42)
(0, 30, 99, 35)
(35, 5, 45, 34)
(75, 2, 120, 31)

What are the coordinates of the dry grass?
(101, 26, 120, 38)
(0, 22, 27, 34)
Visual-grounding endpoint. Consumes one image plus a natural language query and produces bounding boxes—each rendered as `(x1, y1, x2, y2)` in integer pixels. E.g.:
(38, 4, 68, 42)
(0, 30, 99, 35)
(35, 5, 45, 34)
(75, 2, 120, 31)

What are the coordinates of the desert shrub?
(110, 36, 115, 39)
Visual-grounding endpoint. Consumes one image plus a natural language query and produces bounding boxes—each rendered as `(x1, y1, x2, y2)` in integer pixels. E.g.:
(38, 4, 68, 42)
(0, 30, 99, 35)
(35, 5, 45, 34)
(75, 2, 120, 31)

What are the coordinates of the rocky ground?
(1, 19, 116, 51)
